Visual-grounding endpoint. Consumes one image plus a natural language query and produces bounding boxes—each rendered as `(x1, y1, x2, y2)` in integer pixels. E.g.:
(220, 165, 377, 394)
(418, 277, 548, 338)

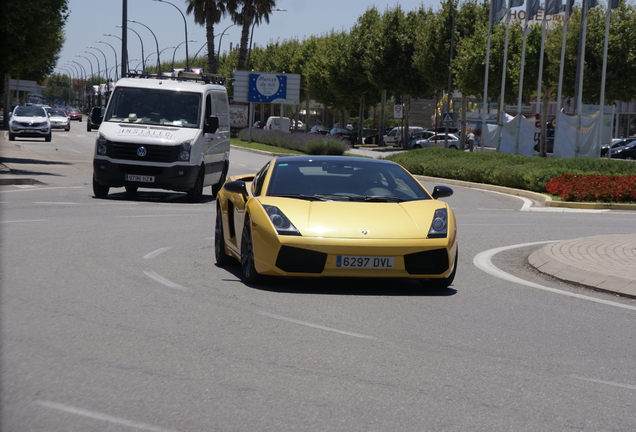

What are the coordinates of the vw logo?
(137, 147, 147, 157)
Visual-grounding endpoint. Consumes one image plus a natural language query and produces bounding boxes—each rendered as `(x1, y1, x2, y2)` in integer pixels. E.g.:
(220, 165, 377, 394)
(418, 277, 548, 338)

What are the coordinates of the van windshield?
(105, 87, 201, 128)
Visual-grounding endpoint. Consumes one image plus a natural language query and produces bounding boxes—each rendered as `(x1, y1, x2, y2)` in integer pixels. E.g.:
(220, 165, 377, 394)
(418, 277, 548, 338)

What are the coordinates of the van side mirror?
(204, 116, 219, 134)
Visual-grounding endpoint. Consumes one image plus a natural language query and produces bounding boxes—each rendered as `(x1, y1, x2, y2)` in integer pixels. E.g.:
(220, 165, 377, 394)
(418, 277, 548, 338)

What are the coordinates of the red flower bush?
(545, 174, 636, 203)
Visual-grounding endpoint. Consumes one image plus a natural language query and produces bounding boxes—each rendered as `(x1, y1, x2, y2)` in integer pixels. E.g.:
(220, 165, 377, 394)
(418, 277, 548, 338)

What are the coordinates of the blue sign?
(442, 112, 453, 123)
(248, 73, 288, 103)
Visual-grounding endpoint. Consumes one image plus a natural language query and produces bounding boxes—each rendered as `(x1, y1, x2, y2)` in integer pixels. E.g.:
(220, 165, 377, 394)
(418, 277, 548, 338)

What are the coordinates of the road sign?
(442, 112, 453, 123)
(393, 104, 403, 119)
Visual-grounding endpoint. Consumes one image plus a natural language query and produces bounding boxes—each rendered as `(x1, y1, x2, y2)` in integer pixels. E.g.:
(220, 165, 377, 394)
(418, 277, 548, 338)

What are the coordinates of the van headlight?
(96, 133, 108, 155)
(179, 140, 192, 161)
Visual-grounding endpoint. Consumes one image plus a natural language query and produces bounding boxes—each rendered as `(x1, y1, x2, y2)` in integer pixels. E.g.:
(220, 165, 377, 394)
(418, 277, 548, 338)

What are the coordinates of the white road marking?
(117, 214, 201, 218)
(144, 247, 173, 259)
(1, 186, 83, 193)
(479, 189, 613, 213)
(571, 375, 636, 390)
(0, 219, 47, 224)
(34, 201, 78, 205)
(143, 271, 187, 291)
(256, 311, 375, 340)
(473, 241, 636, 311)
(35, 400, 180, 432)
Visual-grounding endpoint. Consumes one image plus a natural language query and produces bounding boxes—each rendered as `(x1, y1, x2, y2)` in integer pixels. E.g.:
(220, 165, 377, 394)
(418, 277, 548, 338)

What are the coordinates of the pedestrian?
(467, 131, 475, 152)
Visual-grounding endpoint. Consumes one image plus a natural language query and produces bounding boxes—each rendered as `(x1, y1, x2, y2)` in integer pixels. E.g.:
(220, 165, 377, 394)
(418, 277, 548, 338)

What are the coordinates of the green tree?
(185, 0, 237, 74)
(0, 0, 68, 89)
(231, 0, 277, 70)
(43, 73, 72, 104)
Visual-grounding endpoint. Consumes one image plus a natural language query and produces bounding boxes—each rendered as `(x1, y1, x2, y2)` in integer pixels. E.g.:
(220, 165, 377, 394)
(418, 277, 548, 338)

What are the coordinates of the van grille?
(108, 141, 180, 163)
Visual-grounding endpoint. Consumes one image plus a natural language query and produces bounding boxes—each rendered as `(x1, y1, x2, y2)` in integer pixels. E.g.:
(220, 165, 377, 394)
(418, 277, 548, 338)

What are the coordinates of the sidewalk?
(2, 138, 635, 298)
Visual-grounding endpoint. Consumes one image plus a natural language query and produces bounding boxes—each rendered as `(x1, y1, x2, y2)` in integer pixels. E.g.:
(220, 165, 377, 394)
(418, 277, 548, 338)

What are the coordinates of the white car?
(409, 133, 461, 150)
(383, 126, 424, 146)
(8, 106, 52, 142)
(47, 109, 71, 131)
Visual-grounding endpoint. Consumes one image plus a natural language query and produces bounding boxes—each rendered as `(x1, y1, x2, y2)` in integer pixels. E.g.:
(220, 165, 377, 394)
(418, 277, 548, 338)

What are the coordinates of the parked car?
(328, 128, 356, 146)
(363, 127, 394, 145)
(308, 125, 330, 135)
(407, 130, 436, 147)
(8, 105, 52, 142)
(215, 155, 458, 287)
(66, 108, 82, 122)
(290, 119, 305, 131)
(409, 133, 461, 150)
(601, 137, 636, 157)
(87, 107, 105, 131)
(48, 108, 71, 131)
(608, 140, 636, 160)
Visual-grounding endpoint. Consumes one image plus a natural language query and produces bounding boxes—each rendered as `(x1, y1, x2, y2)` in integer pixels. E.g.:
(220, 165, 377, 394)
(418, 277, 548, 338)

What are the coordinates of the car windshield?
(267, 158, 430, 202)
(14, 107, 46, 117)
(104, 87, 201, 128)
(50, 110, 66, 117)
(68, 109, 80, 114)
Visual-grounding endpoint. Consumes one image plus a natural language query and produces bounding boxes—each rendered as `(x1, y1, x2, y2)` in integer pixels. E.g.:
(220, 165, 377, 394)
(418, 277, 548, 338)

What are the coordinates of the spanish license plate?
(125, 174, 155, 183)
(336, 255, 395, 269)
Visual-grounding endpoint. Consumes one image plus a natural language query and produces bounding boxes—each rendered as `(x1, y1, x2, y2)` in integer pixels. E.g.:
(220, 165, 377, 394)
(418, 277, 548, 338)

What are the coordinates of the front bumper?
(93, 159, 199, 192)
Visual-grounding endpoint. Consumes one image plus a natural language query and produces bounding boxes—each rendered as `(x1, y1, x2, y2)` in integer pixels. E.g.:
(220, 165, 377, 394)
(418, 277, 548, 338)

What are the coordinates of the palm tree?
(231, 0, 277, 71)
(185, 0, 237, 73)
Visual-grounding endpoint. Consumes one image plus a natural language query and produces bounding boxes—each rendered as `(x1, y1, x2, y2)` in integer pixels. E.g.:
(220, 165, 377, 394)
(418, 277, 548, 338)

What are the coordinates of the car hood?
(258, 198, 448, 239)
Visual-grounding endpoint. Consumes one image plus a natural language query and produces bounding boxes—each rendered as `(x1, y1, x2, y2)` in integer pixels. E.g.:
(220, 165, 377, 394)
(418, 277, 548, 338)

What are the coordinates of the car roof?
(273, 155, 396, 166)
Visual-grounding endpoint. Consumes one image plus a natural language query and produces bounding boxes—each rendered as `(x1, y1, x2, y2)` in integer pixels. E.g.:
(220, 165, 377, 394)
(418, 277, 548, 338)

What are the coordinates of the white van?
(92, 71, 230, 202)
(383, 126, 424, 146)
(264, 116, 291, 132)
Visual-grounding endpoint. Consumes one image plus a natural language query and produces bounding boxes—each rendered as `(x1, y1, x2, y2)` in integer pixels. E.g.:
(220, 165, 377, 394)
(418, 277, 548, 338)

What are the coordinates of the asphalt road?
(1, 131, 636, 431)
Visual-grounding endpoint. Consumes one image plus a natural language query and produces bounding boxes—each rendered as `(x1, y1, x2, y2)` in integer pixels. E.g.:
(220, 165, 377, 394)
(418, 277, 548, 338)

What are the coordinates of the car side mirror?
(223, 180, 248, 201)
(204, 116, 219, 134)
(432, 185, 453, 199)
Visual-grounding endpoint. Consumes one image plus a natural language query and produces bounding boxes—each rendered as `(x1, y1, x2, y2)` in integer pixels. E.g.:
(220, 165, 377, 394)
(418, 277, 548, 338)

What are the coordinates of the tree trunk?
(237, 11, 253, 71)
(205, 7, 217, 74)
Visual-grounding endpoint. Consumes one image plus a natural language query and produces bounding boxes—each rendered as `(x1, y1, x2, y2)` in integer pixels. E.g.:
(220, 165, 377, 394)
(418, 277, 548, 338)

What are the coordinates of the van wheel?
(93, 177, 110, 198)
(211, 162, 228, 198)
(187, 167, 204, 203)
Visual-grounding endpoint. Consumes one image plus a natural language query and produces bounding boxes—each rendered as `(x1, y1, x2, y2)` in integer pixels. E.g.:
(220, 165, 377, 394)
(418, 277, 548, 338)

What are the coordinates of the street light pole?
(153, 0, 189, 70)
(117, 25, 145, 71)
(98, 39, 119, 81)
(246, 8, 286, 71)
(217, 24, 236, 66)
(172, 40, 196, 70)
(76, 55, 95, 107)
(128, 20, 161, 74)
(87, 46, 109, 85)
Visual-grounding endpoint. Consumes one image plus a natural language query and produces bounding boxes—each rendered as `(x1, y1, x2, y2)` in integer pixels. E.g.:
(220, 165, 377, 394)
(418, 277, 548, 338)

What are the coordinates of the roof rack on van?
(124, 70, 226, 86)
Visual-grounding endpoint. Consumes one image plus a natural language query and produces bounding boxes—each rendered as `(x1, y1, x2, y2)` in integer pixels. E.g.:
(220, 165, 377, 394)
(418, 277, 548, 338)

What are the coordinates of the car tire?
(79, 118, 82, 122)
(93, 177, 110, 198)
(187, 167, 204, 203)
(240, 215, 261, 284)
(211, 162, 228, 198)
(87, 123, 91, 132)
(625, 156, 634, 160)
(9, 133, 15, 141)
(65, 124, 70, 131)
(214, 203, 233, 266)
(421, 249, 457, 289)
(45, 133, 52, 142)
(449, 145, 458, 150)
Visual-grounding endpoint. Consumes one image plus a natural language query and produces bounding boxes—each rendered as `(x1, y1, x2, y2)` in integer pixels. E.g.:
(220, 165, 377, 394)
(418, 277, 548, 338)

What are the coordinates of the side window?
(252, 162, 270, 196)
(212, 91, 229, 131)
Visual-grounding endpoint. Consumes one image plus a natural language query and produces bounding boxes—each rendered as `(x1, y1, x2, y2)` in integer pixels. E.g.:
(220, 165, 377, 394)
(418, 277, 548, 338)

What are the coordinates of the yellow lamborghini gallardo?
(215, 156, 457, 287)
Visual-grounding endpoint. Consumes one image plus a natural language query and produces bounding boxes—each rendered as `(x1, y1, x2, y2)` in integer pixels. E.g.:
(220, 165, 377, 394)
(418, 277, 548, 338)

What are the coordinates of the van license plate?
(126, 174, 155, 183)
(336, 256, 395, 269)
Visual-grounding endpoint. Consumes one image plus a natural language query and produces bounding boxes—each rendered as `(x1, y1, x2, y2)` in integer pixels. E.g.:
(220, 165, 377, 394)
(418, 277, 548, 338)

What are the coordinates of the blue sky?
(57, 0, 442, 78)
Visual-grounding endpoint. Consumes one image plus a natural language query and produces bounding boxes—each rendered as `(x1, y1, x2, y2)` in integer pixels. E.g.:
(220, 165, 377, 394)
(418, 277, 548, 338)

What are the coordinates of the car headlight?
(428, 208, 448, 238)
(263, 205, 300, 236)
(96, 133, 108, 155)
(179, 140, 192, 161)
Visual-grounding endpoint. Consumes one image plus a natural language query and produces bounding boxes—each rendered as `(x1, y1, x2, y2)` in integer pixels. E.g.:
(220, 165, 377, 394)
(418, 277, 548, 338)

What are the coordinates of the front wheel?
(214, 203, 233, 265)
(45, 133, 52, 142)
(65, 124, 70, 131)
(187, 167, 204, 203)
(9, 133, 15, 141)
(240, 216, 261, 284)
(87, 123, 91, 132)
(93, 177, 110, 198)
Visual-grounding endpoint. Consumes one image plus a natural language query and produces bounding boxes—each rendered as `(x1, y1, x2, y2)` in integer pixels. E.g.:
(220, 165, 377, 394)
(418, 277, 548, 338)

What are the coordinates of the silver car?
(8, 106, 52, 142)
(409, 133, 461, 150)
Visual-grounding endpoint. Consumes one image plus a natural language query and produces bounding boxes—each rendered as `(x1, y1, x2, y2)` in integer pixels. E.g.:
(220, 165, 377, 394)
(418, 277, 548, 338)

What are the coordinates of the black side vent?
(276, 246, 327, 274)
(404, 249, 449, 275)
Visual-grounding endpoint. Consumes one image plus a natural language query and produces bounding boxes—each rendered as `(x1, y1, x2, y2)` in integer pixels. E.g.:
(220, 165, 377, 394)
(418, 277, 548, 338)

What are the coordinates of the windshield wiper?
(362, 195, 404, 202)
(270, 193, 326, 201)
